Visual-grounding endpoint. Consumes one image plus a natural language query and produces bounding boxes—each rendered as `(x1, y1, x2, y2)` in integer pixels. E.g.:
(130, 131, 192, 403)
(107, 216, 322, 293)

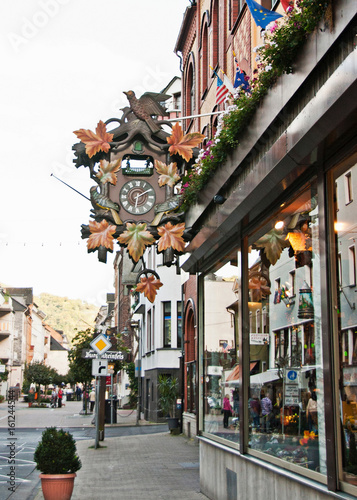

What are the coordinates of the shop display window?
(334, 161, 357, 488)
(203, 256, 241, 445)
(247, 180, 326, 475)
(186, 362, 196, 413)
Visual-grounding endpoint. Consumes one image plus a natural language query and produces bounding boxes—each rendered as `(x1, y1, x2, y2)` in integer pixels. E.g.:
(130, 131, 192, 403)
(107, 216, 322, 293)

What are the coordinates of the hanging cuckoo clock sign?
(72, 90, 205, 300)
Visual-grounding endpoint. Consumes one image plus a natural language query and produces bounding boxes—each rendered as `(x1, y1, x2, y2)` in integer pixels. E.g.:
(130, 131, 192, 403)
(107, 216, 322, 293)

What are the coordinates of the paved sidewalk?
(0, 400, 208, 500)
(0, 399, 139, 428)
(32, 432, 207, 500)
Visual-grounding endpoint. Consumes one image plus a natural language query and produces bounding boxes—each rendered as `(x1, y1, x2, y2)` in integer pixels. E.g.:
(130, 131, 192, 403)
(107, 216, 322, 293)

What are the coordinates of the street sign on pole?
(90, 334, 112, 356)
(92, 358, 108, 377)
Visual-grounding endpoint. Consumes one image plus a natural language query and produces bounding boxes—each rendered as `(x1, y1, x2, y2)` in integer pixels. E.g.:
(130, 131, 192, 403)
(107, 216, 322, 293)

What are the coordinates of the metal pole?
(282, 370, 285, 436)
(110, 373, 114, 424)
(94, 376, 100, 449)
(50, 173, 90, 201)
(164, 110, 224, 123)
(136, 323, 141, 426)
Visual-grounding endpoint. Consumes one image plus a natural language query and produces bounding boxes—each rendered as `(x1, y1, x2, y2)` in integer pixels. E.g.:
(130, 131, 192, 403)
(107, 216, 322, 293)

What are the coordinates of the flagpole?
(50, 173, 90, 201)
(163, 110, 224, 123)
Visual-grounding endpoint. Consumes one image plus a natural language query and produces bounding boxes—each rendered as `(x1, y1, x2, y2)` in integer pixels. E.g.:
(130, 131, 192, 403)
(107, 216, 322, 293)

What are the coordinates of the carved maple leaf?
(96, 159, 121, 185)
(249, 273, 271, 301)
(255, 229, 290, 266)
(117, 223, 155, 262)
(286, 231, 307, 252)
(136, 275, 163, 303)
(74, 120, 113, 158)
(157, 222, 186, 253)
(154, 160, 180, 188)
(167, 123, 205, 162)
(87, 219, 116, 251)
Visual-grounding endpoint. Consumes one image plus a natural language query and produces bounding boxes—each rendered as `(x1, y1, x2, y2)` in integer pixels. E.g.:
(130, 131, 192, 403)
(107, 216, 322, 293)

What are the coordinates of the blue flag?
(234, 61, 250, 92)
(245, 0, 283, 29)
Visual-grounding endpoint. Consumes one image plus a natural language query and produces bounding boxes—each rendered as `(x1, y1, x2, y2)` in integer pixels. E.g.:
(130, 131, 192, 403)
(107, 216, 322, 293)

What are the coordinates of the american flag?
(216, 76, 229, 105)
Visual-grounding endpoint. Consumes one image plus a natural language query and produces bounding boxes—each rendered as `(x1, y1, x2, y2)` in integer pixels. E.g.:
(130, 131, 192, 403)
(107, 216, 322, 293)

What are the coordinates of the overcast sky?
(0, 0, 189, 306)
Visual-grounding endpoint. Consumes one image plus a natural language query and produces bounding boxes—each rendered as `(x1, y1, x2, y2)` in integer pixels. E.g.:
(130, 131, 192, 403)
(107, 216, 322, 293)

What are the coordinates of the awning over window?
(226, 362, 257, 382)
(250, 369, 280, 386)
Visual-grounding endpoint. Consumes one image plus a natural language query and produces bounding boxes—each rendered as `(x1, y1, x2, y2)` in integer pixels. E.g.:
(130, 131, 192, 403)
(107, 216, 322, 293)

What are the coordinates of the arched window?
(185, 58, 195, 120)
(185, 303, 196, 413)
(201, 23, 208, 94)
(211, 0, 219, 69)
(229, 0, 245, 29)
(229, 0, 238, 30)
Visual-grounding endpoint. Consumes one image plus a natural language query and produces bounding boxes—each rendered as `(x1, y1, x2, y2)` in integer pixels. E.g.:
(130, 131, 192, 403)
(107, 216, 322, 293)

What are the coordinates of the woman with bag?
(306, 391, 318, 433)
(223, 395, 232, 428)
(57, 387, 63, 408)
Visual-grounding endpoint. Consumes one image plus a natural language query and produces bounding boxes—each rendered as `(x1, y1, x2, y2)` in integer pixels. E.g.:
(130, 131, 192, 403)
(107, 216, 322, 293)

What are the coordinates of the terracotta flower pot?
(39, 473, 76, 500)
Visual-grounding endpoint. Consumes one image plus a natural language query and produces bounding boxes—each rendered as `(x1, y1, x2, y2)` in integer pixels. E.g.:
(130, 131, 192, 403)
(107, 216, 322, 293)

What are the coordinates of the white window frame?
(344, 171, 353, 204)
(348, 245, 356, 286)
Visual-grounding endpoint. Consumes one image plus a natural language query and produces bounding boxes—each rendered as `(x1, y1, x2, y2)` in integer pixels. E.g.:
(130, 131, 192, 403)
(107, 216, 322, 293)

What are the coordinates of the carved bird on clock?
(90, 186, 122, 224)
(123, 90, 170, 134)
(90, 186, 119, 211)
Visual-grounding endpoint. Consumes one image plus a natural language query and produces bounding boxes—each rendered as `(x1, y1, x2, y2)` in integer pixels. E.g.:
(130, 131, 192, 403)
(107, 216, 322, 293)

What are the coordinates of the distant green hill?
(34, 293, 98, 343)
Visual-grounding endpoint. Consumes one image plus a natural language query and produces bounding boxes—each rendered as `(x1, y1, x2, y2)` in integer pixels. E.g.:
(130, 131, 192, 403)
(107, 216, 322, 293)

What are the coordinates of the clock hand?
(135, 189, 152, 198)
(134, 189, 152, 207)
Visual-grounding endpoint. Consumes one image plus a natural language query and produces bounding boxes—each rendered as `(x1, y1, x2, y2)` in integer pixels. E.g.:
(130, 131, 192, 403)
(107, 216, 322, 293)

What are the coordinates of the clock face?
(119, 179, 156, 215)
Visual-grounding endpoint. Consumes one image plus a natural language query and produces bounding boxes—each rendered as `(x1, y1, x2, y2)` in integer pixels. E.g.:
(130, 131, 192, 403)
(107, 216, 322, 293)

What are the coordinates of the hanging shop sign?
(81, 348, 126, 361)
(250, 333, 270, 345)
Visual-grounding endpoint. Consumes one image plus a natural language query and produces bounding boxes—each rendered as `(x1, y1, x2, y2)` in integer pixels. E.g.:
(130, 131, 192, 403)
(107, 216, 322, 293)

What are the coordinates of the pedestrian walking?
(89, 388, 95, 412)
(57, 386, 63, 408)
(250, 396, 261, 429)
(75, 384, 82, 401)
(51, 388, 57, 408)
(261, 393, 273, 432)
(222, 395, 232, 429)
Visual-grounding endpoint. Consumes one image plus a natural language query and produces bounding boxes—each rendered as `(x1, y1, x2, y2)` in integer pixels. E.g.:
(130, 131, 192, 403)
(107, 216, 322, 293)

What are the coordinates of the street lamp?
(121, 326, 130, 337)
(121, 320, 140, 425)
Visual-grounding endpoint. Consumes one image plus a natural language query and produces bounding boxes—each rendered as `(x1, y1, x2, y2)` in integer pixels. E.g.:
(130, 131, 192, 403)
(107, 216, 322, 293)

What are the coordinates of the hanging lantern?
(298, 284, 314, 319)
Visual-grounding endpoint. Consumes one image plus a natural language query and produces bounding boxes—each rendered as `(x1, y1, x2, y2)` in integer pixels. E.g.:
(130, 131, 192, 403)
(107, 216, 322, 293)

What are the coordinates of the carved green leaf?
(254, 229, 290, 266)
